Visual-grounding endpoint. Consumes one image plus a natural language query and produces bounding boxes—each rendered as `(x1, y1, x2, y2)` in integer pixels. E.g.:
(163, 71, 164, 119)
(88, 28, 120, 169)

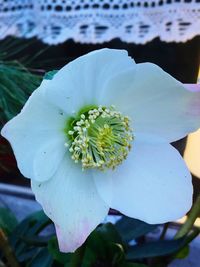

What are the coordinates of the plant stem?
(185, 228, 200, 244)
(175, 194, 200, 239)
(0, 229, 20, 267)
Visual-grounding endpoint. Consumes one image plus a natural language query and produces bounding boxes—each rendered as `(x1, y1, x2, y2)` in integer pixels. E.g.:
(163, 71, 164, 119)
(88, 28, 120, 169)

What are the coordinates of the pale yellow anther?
(66, 105, 133, 170)
(68, 131, 74, 135)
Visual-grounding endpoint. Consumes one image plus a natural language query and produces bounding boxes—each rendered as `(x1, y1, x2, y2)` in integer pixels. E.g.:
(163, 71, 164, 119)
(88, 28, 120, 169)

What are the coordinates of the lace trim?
(0, 0, 199, 44)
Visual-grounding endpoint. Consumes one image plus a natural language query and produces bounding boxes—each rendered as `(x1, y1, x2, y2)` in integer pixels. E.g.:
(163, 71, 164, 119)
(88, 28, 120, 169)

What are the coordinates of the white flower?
(1, 49, 200, 253)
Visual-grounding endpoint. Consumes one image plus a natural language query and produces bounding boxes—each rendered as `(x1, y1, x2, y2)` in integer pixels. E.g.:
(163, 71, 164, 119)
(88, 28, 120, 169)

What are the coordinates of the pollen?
(66, 106, 133, 170)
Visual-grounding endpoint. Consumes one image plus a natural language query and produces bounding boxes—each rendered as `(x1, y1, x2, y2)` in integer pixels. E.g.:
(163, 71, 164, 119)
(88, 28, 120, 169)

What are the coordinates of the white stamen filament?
(66, 106, 133, 170)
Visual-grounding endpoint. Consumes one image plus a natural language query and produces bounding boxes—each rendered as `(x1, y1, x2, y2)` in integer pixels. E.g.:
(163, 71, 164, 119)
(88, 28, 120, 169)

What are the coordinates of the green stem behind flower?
(175, 195, 200, 239)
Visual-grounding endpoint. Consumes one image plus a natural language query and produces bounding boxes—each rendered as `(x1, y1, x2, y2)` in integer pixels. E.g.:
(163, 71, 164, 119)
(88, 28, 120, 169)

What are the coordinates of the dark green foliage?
(0, 208, 197, 267)
(0, 207, 18, 235)
(85, 223, 125, 266)
(48, 237, 72, 264)
(0, 39, 43, 176)
(9, 210, 52, 265)
(0, 38, 43, 127)
(115, 216, 158, 243)
(27, 248, 53, 267)
(126, 238, 186, 260)
(174, 245, 190, 259)
(123, 264, 148, 267)
(0, 61, 41, 125)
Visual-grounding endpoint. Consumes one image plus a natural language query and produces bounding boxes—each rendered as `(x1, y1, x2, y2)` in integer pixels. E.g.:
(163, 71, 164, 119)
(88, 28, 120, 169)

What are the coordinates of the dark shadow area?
(4, 36, 200, 82)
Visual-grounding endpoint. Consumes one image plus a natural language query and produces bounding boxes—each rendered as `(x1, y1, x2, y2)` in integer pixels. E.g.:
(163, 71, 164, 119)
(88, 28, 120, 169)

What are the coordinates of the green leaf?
(0, 207, 18, 235)
(9, 210, 51, 261)
(116, 216, 158, 243)
(27, 248, 53, 267)
(49, 223, 125, 267)
(123, 263, 148, 267)
(86, 223, 125, 265)
(17, 248, 39, 262)
(108, 243, 125, 266)
(81, 247, 97, 267)
(10, 210, 51, 243)
(174, 245, 190, 259)
(48, 236, 72, 264)
(126, 238, 186, 260)
(20, 235, 53, 246)
(86, 230, 107, 259)
(44, 70, 58, 80)
(69, 246, 87, 267)
(87, 223, 123, 256)
(96, 223, 123, 243)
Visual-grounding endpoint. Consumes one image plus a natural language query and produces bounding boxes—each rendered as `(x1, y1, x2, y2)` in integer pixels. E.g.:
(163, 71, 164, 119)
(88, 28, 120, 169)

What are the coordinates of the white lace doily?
(0, 0, 199, 44)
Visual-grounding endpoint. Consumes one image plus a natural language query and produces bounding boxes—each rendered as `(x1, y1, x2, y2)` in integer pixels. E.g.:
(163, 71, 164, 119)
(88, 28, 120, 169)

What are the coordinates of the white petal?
(31, 157, 109, 252)
(45, 48, 135, 115)
(184, 83, 200, 92)
(93, 140, 193, 224)
(33, 137, 67, 182)
(101, 63, 200, 142)
(1, 80, 67, 181)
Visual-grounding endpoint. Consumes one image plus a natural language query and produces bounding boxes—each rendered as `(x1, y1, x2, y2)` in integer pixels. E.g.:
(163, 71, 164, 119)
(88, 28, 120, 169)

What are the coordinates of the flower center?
(65, 106, 133, 170)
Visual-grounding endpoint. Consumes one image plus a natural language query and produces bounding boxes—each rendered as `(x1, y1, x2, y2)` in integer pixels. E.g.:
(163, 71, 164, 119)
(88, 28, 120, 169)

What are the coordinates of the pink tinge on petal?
(184, 83, 200, 92)
(55, 219, 91, 253)
(183, 84, 200, 117)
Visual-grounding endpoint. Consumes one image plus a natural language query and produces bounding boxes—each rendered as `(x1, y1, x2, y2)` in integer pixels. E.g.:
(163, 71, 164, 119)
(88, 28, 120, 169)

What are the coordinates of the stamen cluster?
(66, 106, 133, 170)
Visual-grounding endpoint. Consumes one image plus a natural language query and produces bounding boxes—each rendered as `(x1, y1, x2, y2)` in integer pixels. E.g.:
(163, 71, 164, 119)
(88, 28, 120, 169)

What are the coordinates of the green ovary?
(65, 106, 133, 170)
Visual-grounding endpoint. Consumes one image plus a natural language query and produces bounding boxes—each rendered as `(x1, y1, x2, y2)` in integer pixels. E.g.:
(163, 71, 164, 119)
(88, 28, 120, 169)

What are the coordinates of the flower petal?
(184, 83, 200, 92)
(1, 80, 67, 181)
(45, 48, 135, 115)
(100, 63, 200, 142)
(93, 140, 193, 224)
(33, 137, 66, 182)
(31, 157, 109, 252)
